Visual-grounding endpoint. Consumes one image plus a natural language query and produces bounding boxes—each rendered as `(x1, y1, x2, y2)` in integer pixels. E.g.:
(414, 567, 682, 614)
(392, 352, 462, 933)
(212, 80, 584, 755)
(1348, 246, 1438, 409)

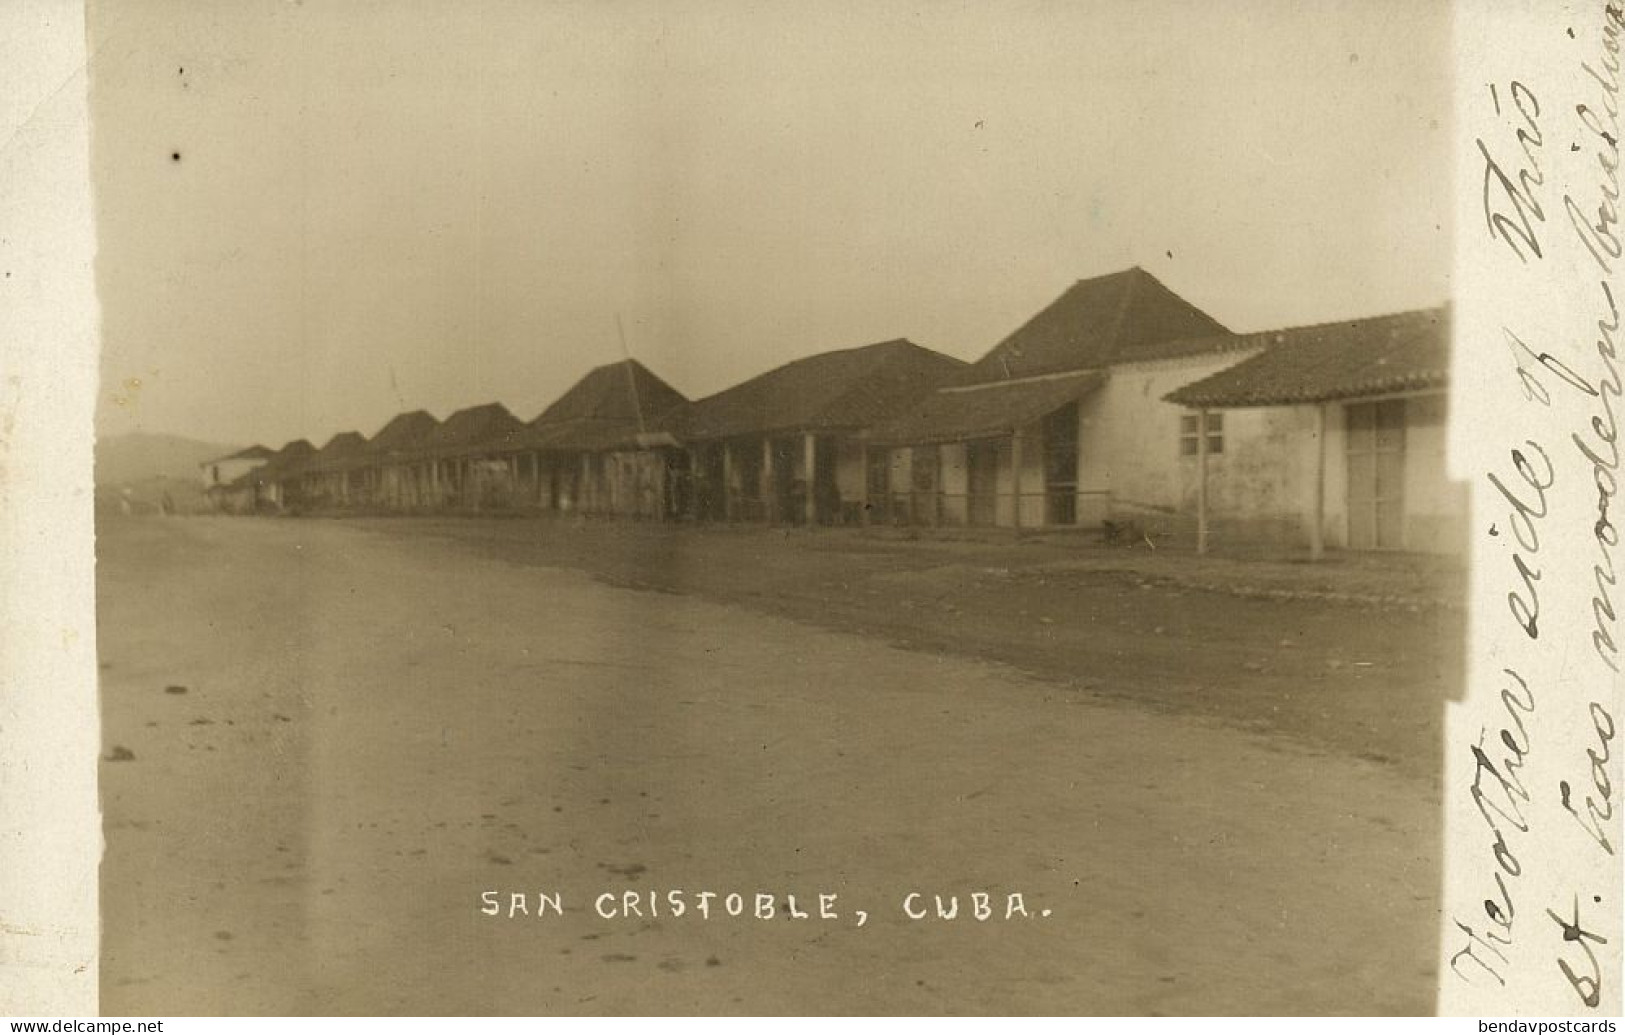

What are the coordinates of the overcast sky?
(90, 0, 1452, 448)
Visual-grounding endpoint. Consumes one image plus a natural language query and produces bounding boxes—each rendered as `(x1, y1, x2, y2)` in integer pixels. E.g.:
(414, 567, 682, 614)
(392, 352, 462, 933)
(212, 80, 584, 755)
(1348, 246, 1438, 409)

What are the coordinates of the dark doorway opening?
(1042, 403, 1079, 526)
(967, 439, 999, 527)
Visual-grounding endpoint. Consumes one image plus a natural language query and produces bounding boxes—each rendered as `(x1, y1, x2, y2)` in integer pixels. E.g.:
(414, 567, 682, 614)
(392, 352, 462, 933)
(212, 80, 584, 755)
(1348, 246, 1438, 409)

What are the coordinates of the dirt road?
(97, 517, 1446, 1014)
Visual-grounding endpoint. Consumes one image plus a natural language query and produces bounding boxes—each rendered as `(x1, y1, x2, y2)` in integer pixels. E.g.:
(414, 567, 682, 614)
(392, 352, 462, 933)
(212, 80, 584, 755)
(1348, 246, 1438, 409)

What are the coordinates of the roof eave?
(1167, 373, 1450, 409)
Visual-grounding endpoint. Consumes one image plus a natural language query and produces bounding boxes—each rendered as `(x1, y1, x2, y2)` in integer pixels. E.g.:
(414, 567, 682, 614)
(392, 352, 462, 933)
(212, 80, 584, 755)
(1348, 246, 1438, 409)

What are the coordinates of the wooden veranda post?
(686, 448, 703, 521)
(722, 442, 736, 521)
(1010, 429, 1023, 532)
(1310, 403, 1327, 561)
(762, 438, 776, 524)
(1196, 408, 1210, 556)
(803, 432, 817, 526)
(858, 442, 870, 527)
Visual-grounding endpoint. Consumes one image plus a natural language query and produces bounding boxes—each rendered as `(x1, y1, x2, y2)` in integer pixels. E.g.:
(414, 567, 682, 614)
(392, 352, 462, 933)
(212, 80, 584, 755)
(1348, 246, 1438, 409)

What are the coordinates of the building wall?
(1188, 405, 1320, 547)
(1077, 350, 1264, 535)
(1316, 393, 1464, 553)
(834, 439, 865, 503)
(1163, 392, 1465, 555)
(939, 442, 969, 525)
(1394, 395, 1465, 552)
(1319, 406, 1347, 549)
(874, 445, 914, 525)
(786, 436, 809, 483)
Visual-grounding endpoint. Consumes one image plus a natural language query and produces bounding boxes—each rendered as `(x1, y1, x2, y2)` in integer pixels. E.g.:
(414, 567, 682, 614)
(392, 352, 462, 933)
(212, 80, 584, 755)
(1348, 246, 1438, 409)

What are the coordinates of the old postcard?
(0, 0, 1618, 1019)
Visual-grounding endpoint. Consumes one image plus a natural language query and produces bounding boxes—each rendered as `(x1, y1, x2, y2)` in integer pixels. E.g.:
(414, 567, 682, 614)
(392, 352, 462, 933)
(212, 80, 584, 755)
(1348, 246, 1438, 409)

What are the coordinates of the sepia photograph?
(79, 0, 1468, 1016)
(25, 0, 1615, 1020)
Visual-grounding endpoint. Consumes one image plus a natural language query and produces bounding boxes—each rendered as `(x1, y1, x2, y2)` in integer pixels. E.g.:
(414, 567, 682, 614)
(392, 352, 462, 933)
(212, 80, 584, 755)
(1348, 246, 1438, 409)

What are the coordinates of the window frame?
(1179, 411, 1224, 457)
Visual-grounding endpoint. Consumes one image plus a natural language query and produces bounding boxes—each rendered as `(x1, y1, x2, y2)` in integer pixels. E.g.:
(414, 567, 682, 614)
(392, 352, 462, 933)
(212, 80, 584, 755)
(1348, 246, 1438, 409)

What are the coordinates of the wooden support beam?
(804, 432, 817, 526)
(1310, 403, 1328, 561)
(686, 448, 702, 521)
(1196, 408, 1210, 556)
(858, 443, 871, 527)
(721, 442, 735, 521)
(762, 437, 776, 524)
(1010, 430, 1023, 532)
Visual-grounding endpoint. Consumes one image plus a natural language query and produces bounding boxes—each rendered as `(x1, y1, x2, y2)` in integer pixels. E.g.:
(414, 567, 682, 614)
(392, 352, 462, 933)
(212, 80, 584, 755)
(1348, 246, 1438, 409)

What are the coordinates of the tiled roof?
(963, 267, 1230, 382)
(507, 360, 690, 454)
(228, 439, 314, 488)
(1165, 307, 1450, 408)
(365, 410, 440, 459)
(868, 370, 1106, 446)
(676, 339, 966, 441)
(408, 402, 528, 459)
(532, 359, 687, 426)
(303, 431, 369, 473)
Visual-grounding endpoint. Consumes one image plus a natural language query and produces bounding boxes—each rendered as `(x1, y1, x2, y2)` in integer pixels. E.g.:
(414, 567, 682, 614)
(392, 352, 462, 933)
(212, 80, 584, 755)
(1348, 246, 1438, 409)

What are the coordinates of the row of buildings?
(202, 268, 1464, 555)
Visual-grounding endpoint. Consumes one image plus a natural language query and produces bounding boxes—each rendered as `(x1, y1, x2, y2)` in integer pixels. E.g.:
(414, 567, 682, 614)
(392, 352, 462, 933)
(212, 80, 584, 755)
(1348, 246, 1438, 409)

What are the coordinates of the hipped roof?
(1165, 307, 1450, 408)
(365, 410, 440, 458)
(675, 338, 966, 441)
(533, 359, 687, 426)
(868, 370, 1106, 446)
(407, 402, 526, 459)
(511, 360, 690, 454)
(304, 431, 369, 473)
(229, 438, 314, 487)
(964, 267, 1230, 382)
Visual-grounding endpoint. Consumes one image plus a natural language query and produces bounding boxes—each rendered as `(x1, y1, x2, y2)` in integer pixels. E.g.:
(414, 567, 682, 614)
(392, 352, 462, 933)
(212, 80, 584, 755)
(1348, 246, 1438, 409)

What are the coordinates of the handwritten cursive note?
(1447, 0, 1623, 1016)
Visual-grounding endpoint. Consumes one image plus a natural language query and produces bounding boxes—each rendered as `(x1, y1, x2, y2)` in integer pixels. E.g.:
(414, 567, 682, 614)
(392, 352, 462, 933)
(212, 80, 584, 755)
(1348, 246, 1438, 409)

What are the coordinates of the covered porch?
(866, 370, 1107, 531)
(684, 431, 864, 526)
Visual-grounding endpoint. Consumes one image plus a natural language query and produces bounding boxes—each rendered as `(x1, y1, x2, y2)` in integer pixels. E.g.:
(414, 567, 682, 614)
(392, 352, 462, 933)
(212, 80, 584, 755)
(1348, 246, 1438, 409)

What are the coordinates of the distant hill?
(95, 432, 239, 487)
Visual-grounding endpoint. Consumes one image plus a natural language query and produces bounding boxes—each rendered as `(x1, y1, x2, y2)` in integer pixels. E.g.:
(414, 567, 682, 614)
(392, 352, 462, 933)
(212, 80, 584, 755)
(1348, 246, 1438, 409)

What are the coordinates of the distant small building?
(199, 445, 274, 492)
(232, 438, 315, 512)
(200, 445, 275, 513)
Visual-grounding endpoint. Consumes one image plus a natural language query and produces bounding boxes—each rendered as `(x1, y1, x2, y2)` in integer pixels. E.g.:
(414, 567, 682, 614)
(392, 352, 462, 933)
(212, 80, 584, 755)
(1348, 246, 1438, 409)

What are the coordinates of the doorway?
(1345, 399, 1406, 549)
(1042, 403, 1079, 526)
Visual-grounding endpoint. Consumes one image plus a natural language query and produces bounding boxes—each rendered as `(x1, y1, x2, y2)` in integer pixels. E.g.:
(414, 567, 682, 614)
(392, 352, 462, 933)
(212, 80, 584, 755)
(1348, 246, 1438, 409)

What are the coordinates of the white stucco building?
(869, 269, 1461, 554)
